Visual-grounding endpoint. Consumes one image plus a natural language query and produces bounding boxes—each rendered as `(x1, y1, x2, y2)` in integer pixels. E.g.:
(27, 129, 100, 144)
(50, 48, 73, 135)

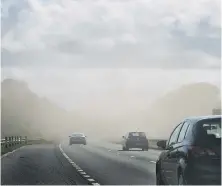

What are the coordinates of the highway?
(1, 141, 162, 185)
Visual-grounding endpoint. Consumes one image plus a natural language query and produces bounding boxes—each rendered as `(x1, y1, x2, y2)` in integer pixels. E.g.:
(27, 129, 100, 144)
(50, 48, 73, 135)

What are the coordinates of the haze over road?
(1, 140, 161, 185)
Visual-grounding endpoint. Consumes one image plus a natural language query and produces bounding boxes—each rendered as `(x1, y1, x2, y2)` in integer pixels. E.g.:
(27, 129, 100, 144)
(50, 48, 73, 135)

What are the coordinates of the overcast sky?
(1, 0, 221, 110)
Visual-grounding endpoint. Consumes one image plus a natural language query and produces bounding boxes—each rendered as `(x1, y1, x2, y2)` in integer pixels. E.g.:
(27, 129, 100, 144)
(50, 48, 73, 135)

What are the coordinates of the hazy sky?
(1, 0, 221, 110)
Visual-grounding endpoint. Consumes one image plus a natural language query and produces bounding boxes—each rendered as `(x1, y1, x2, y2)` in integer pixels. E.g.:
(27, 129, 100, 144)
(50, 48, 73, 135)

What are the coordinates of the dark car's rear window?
(72, 133, 84, 137)
(129, 132, 146, 137)
(196, 118, 221, 146)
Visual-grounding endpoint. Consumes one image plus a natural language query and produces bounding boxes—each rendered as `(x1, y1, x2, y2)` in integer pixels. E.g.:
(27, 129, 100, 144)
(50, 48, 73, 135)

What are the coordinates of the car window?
(167, 123, 183, 146)
(196, 119, 221, 148)
(72, 133, 84, 137)
(202, 122, 221, 139)
(129, 132, 146, 137)
(178, 121, 190, 142)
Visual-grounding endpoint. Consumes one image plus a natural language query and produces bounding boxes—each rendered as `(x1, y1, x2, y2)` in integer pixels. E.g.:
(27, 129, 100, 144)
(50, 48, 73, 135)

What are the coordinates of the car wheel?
(125, 147, 129, 151)
(122, 146, 126, 151)
(156, 171, 164, 185)
(178, 171, 186, 185)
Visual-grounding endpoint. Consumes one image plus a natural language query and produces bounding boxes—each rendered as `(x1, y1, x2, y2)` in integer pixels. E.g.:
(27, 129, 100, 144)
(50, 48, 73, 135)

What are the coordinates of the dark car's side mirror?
(157, 140, 167, 149)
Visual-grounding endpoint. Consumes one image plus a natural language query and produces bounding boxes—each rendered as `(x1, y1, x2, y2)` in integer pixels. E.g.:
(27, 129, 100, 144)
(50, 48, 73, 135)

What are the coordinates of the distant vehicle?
(69, 133, 87, 145)
(156, 115, 221, 185)
(121, 132, 149, 151)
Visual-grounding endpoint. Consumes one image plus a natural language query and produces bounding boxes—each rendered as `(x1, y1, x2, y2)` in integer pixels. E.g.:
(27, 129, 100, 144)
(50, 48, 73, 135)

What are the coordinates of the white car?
(69, 133, 87, 145)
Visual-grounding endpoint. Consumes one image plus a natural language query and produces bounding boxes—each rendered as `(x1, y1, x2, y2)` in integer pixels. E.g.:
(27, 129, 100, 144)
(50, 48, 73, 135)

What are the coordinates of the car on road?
(69, 133, 87, 145)
(121, 132, 149, 151)
(156, 115, 221, 185)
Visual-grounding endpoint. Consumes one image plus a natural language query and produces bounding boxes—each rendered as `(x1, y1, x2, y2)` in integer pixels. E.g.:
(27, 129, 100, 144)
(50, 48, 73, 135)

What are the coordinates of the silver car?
(69, 133, 87, 145)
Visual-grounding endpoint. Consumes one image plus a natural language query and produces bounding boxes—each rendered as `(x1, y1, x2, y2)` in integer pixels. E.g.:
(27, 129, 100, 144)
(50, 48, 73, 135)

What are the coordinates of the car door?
(161, 123, 183, 185)
(172, 120, 191, 184)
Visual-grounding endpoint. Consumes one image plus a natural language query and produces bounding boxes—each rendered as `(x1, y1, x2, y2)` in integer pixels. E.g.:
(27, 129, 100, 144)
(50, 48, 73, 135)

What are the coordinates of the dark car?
(122, 132, 149, 151)
(69, 133, 87, 145)
(156, 115, 221, 185)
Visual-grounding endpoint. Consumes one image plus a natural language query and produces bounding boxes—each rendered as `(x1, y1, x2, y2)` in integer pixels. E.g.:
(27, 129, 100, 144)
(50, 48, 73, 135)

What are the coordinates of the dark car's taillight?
(188, 146, 217, 157)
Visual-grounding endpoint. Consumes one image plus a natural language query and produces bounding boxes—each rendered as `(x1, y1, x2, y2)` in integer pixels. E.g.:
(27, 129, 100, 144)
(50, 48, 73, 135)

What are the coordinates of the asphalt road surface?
(1, 141, 162, 185)
(1, 144, 88, 185)
(61, 140, 161, 185)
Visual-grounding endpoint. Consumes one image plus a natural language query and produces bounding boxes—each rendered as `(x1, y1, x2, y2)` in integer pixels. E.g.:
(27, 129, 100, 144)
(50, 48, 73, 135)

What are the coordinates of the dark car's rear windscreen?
(129, 132, 146, 138)
(196, 118, 221, 150)
(72, 133, 84, 137)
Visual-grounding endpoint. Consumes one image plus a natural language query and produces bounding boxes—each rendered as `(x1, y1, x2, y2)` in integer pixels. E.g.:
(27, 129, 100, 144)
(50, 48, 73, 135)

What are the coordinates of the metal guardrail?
(1, 136, 28, 154)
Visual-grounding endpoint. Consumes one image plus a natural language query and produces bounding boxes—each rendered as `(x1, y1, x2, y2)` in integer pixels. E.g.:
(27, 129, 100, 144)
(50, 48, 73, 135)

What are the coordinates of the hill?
(146, 82, 221, 138)
(1, 79, 69, 140)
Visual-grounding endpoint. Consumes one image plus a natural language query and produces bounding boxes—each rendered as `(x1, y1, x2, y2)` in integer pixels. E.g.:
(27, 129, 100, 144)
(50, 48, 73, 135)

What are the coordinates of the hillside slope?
(146, 82, 221, 138)
(1, 79, 69, 139)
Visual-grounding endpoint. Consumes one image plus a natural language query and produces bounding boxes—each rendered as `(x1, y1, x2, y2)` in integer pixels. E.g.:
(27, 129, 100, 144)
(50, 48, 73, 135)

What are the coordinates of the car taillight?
(189, 146, 216, 157)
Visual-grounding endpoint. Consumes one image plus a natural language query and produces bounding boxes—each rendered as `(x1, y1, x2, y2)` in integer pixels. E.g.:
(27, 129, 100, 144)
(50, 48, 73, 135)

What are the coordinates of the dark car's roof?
(71, 133, 85, 136)
(185, 115, 221, 124)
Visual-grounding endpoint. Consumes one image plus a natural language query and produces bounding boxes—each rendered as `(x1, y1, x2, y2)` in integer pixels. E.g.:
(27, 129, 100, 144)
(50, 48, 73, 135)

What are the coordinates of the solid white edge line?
(59, 143, 100, 185)
(1, 146, 25, 159)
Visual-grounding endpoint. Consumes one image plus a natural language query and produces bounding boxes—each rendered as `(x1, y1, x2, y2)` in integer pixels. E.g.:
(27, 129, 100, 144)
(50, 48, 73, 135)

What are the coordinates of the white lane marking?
(88, 178, 95, 182)
(59, 144, 100, 185)
(1, 146, 25, 159)
(130, 155, 135, 158)
(150, 160, 156, 164)
(108, 149, 111, 152)
(83, 175, 90, 178)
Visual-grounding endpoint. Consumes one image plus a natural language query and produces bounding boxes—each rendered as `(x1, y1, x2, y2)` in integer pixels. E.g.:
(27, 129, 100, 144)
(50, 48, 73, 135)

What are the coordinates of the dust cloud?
(2, 69, 220, 142)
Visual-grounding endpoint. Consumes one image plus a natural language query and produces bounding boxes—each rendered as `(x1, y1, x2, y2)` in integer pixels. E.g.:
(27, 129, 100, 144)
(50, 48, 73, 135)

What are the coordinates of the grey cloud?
(1, 0, 221, 69)
(171, 18, 221, 58)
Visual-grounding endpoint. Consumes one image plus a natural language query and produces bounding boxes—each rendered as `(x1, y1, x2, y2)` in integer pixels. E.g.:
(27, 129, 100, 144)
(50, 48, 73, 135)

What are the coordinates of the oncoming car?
(69, 133, 87, 145)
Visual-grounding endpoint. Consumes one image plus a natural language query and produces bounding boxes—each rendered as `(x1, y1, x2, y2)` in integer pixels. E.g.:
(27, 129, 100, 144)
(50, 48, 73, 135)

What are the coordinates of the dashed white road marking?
(130, 155, 135, 158)
(92, 183, 100, 185)
(88, 178, 95, 182)
(108, 149, 111, 152)
(150, 160, 156, 164)
(59, 144, 100, 185)
(83, 175, 90, 178)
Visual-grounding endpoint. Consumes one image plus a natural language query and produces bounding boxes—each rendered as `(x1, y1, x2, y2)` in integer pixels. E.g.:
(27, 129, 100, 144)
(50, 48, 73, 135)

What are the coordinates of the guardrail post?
(25, 136, 27, 144)
(5, 137, 8, 148)
(20, 136, 22, 144)
(12, 136, 14, 146)
(8, 137, 11, 147)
